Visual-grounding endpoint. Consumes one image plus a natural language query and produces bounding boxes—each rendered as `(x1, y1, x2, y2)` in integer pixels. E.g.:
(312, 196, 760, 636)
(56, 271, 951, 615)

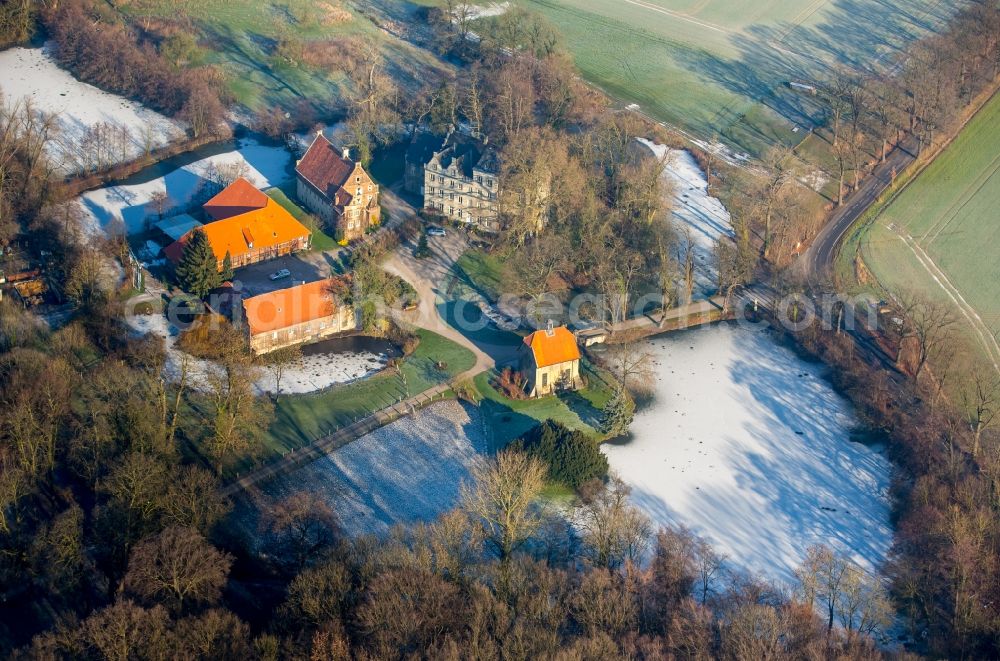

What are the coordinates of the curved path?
(797, 136, 918, 281)
(383, 233, 495, 380)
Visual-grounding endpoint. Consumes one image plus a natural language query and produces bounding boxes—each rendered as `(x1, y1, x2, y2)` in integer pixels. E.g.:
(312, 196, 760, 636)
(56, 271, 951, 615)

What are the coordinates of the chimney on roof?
(342, 147, 351, 160)
(546, 319, 554, 336)
(316, 128, 323, 137)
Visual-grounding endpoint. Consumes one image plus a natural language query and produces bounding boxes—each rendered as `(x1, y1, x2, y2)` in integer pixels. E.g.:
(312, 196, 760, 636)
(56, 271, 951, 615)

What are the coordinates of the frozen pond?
(0, 46, 186, 176)
(637, 138, 733, 298)
(602, 323, 892, 586)
(236, 401, 487, 539)
(76, 135, 293, 237)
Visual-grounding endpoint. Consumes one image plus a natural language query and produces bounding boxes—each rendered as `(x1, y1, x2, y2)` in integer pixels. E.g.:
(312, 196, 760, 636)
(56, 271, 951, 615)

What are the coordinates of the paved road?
(797, 136, 918, 282)
(383, 232, 497, 380)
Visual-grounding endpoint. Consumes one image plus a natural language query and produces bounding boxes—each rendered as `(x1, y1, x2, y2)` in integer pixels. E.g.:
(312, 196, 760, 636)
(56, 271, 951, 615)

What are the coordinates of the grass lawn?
(474, 358, 615, 448)
(266, 187, 338, 252)
(857, 92, 1000, 375)
(268, 328, 476, 451)
(453, 249, 505, 301)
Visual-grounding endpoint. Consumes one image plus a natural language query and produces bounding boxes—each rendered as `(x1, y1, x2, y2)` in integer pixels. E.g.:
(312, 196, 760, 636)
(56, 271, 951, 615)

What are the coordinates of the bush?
(177, 313, 246, 360)
(493, 367, 527, 400)
(386, 321, 420, 355)
(511, 420, 608, 489)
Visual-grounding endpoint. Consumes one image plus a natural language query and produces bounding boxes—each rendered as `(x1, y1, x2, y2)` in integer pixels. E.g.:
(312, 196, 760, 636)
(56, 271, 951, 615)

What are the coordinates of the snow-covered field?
(603, 323, 892, 586)
(77, 137, 292, 237)
(238, 401, 487, 538)
(637, 138, 734, 297)
(0, 47, 186, 176)
(127, 312, 388, 395)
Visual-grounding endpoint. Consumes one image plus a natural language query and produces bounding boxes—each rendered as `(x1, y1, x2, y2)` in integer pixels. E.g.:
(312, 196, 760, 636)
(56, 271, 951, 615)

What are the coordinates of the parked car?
(269, 268, 291, 281)
(427, 226, 447, 237)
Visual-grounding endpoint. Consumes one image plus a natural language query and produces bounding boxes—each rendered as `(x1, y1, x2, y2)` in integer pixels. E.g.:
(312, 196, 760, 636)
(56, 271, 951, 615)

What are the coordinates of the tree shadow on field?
(672, 0, 957, 155)
(559, 390, 603, 430)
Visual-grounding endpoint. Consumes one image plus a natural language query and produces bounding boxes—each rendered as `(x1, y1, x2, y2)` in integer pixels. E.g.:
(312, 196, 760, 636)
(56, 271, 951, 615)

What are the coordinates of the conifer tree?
(599, 388, 635, 439)
(220, 250, 234, 282)
(175, 228, 219, 298)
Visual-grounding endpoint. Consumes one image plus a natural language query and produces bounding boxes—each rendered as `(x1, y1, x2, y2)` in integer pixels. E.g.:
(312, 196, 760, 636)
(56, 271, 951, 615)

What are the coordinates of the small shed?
(155, 214, 203, 243)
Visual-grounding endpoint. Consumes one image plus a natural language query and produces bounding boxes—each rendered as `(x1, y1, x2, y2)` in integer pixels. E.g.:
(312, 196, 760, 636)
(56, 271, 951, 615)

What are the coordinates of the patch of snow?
(602, 323, 892, 587)
(690, 137, 752, 166)
(0, 46, 186, 176)
(257, 349, 391, 395)
(457, 1, 510, 21)
(800, 168, 829, 192)
(240, 400, 487, 538)
(76, 137, 292, 237)
(637, 137, 734, 297)
(126, 312, 388, 394)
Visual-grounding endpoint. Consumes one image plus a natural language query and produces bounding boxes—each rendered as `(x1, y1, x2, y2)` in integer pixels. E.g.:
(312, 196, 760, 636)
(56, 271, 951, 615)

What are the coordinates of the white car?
(269, 268, 291, 281)
(427, 226, 447, 237)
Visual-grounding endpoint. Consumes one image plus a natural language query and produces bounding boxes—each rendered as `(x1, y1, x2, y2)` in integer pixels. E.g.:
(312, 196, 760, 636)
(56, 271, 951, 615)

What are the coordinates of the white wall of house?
(249, 305, 358, 355)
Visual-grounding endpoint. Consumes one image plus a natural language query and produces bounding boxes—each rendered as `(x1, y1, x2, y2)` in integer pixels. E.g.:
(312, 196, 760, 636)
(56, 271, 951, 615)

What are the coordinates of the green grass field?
(859, 92, 1000, 372)
(473, 359, 616, 447)
(520, 0, 952, 157)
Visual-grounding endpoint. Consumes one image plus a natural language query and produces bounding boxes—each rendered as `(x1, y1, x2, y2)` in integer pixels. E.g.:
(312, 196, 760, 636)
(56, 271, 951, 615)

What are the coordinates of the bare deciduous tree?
(576, 476, 651, 570)
(124, 526, 232, 612)
(461, 450, 546, 560)
(263, 492, 340, 573)
(962, 366, 1000, 456)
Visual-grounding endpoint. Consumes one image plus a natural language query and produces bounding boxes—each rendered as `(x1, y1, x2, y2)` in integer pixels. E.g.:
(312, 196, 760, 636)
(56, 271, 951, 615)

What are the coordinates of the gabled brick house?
(296, 133, 380, 242)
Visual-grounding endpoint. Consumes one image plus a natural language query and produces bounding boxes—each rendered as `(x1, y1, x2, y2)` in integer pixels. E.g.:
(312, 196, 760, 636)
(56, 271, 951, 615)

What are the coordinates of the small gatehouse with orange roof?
(519, 321, 583, 398)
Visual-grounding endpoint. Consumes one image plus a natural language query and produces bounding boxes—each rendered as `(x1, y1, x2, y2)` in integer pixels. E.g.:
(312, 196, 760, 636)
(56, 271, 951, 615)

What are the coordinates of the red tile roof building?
(519, 324, 583, 398)
(241, 277, 357, 354)
(296, 133, 380, 242)
(164, 178, 311, 269)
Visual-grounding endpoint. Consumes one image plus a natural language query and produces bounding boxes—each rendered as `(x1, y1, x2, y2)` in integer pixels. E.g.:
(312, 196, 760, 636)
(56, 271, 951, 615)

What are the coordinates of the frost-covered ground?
(460, 2, 510, 20)
(237, 401, 487, 539)
(257, 347, 392, 395)
(77, 137, 292, 237)
(603, 323, 892, 586)
(637, 138, 734, 298)
(126, 312, 388, 395)
(0, 47, 186, 176)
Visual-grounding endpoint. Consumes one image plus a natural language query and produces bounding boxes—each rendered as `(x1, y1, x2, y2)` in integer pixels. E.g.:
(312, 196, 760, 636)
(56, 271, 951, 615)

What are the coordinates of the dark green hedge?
(511, 420, 608, 489)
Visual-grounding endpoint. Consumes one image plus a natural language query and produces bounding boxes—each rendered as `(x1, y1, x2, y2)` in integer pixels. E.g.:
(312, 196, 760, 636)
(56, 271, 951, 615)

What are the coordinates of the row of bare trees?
(780, 290, 1000, 657)
(817, 2, 1000, 206)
